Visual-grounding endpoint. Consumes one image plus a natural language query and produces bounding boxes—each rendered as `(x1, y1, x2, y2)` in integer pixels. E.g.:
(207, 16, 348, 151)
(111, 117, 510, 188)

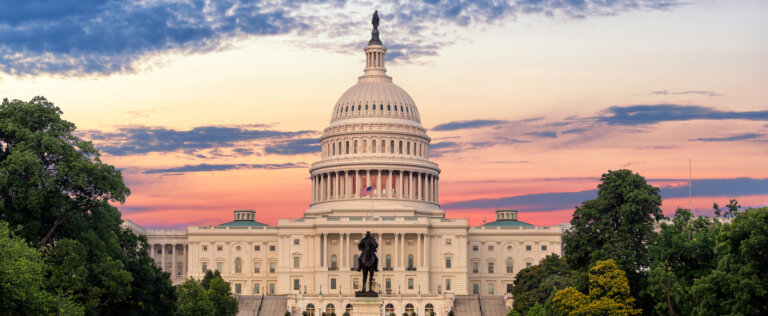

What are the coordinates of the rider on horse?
(357, 231, 379, 272)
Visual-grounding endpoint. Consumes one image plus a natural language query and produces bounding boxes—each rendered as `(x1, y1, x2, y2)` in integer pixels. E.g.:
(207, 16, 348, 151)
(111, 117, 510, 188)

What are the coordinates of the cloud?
(442, 177, 768, 212)
(561, 128, 588, 134)
(524, 131, 558, 138)
(264, 138, 320, 155)
(689, 133, 762, 142)
(595, 104, 768, 126)
(142, 162, 308, 174)
(80, 125, 316, 156)
(651, 90, 723, 97)
(432, 120, 507, 131)
(0, 0, 684, 76)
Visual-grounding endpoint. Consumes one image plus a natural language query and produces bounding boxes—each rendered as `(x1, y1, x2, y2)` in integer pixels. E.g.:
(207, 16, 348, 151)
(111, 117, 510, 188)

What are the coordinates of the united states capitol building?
(124, 17, 563, 316)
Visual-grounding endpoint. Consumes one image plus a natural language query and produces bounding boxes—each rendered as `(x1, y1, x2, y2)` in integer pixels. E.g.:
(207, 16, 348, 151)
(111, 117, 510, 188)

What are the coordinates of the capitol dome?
(305, 18, 442, 217)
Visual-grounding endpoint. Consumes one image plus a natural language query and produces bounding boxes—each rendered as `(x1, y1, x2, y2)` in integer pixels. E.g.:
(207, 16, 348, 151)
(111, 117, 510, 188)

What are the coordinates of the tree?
(551, 259, 642, 315)
(177, 278, 215, 316)
(208, 276, 239, 316)
(563, 169, 663, 309)
(0, 221, 83, 315)
(201, 269, 223, 290)
(691, 207, 768, 315)
(712, 199, 740, 218)
(0, 96, 130, 249)
(647, 208, 720, 315)
(511, 254, 573, 314)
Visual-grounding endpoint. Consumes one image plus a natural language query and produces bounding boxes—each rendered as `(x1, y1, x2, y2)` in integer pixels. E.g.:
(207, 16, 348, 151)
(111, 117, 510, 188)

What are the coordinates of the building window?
(294, 256, 300, 268)
(408, 255, 414, 268)
(372, 140, 376, 153)
(216, 262, 223, 272)
(306, 304, 315, 316)
(254, 284, 260, 294)
(217, 245, 222, 251)
(294, 279, 300, 291)
(386, 255, 391, 268)
(488, 283, 495, 295)
(353, 278, 359, 290)
(235, 258, 242, 273)
(525, 245, 531, 251)
(488, 261, 494, 273)
(445, 239, 451, 245)
(385, 304, 394, 315)
(202, 245, 207, 251)
(489, 245, 494, 251)
(235, 283, 241, 294)
(346, 304, 353, 314)
(201, 261, 208, 273)
(399, 141, 403, 154)
(326, 304, 335, 315)
(408, 278, 414, 289)
(405, 304, 414, 313)
(269, 283, 275, 294)
(354, 255, 360, 269)
(270, 245, 275, 251)
(294, 239, 300, 245)
(387, 105, 391, 111)
(472, 261, 479, 274)
(506, 257, 514, 273)
(507, 284, 514, 293)
(526, 262, 532, 268)
(446, 279, 452, 291)
(255, 245, 260, 251)
(269, 262, 276, 273)
(390, 140, 394, 153)
(472, 245, 478, 251)
(542, 245, 547, 251)
(386, 278, 391, 291)
(473, 283, 479, 294)
(254, 261, 261, 273)
(331, 255, 337, 269)
(346, 141, 349, 154)
(445, 257, 452, 268)
(330, 278, 337, 290)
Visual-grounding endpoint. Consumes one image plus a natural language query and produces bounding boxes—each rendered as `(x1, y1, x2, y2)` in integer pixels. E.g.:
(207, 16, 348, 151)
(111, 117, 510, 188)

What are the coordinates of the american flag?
(359, 186, 373, 197)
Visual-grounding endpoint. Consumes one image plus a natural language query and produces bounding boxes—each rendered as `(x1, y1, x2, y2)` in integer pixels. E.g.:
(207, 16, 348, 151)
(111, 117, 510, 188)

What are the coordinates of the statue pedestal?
(354, 291, 379, 297)
(347, 296, 382, 316)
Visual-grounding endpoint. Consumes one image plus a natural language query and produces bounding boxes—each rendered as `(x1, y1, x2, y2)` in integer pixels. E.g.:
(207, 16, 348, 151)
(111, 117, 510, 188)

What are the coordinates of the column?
(366, 170, 371, 190)
(376, 170, 382, 198)
(174, 244, 178, 277)
(387, 170, 393, 198)
(410, 172, 415, 200)
(417, 234, 422, 267)
(346, 172, 351, 199)
(321, 174, 326, 201)
(310, 176, 314, 203)
(184, 244, 188, 275)
(161, 244, 166, 272)
(341, 233, 346, 268)
(401, 234, 406, 267)
(425, 235, 430, 268)
(322, 233, 328, 268)
(417, 174, 422, 200)
(400, 171, 405, 199)
(356, 171, 361, 197)
(395, 233, 400, 268)
(436, 177, 439, 203)
(316, 234, 322, 269)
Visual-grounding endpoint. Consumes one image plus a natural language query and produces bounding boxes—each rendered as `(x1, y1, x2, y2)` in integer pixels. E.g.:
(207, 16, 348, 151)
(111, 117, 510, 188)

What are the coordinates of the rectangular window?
(202, 245, 207, 251)
(294, 256, 300, 268)
(507, 284, 514, 293)
(254, 284, 260, 294)
(472, 245, 478, 251)
(488, 262, 494, 273)
(269, 262, 276, 273)
(386, 278, 392, 291)
(255, 245, 261, 251)
(353, 279, 359, 290)
(488, 283, 495, 295)
(445, 239, 451, 245)
(235, 283, 241, 294)
(526, 262, 532, 268)
(488, 245, 494, 251)
(473, 283, 479, 294)
(331, 278, 337, 290)
(294, 279, 300, 291)
(294, 239, 300, 245)
(446, 279, 452, 291)
(217, 262, 223, 272)
(445, 257, 452, 269)
(217, 245, 223, 251)
(269, 283, 275, 294)
(254, 262, 261, 273)
(472, 262, 479, 274)
(201, 262, 208, 273)
(408, 278, 414, 290)
(269, 245, 275, 251)
(542, 245, 547, 251)
(525, 245, 531, 251)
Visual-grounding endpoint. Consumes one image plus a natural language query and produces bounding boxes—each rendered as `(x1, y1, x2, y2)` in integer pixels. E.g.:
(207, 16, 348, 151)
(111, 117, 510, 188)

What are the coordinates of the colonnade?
(151, 243, 188, 278)
(310, 170, 438, 204)
(316, 232, 430, 270)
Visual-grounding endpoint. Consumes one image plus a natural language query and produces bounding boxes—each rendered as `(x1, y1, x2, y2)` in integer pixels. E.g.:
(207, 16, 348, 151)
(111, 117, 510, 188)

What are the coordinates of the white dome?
(331, 79, 421, 124)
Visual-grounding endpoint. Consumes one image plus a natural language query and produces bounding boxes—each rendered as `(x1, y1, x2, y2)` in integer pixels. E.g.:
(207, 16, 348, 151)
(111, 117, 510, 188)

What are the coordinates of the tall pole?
(689, 158, 692, 211)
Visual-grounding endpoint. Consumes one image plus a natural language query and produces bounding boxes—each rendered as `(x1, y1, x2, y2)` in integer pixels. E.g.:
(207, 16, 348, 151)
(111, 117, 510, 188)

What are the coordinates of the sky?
(2, 0, 767, 228)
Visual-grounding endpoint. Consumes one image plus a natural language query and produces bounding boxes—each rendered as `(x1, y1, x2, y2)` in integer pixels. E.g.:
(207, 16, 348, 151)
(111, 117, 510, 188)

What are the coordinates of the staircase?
(237, 295, 262, 316)
(453, 295, 481, 315)
(237, 295, 287, 316)
(479, 295, 508, 316)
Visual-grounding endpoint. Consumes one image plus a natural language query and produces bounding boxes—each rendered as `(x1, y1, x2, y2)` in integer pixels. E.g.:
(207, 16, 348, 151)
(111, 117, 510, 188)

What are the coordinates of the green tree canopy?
(692, 207, 768, 315)
(552, 259, 642, 316)
(178, 272, 238, 316)
(177, 278, 215, 316)
(511, 254, 573, 314)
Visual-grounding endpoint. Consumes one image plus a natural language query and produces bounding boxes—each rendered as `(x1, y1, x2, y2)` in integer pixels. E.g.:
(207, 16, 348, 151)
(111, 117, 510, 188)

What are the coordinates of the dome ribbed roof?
(331, 79, 421, 123)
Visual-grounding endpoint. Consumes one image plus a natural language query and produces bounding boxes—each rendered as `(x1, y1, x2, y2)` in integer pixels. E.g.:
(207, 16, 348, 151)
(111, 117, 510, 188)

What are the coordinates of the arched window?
(235, 257, 242, 273)
(399, 141, 403, 154)
(306, 304, 315, 316)
(386, 254, 392, 268)
(380, 104, 383, 111)
(390, 140, 394, 153)
(363, 140, 367, 153)
(345, 106, 348, 112)
(351, 104, 354, 111)
(405, 303, 415, 314)
(366, 104, 369, 110)
(358, 105, 361, 111)
(385, 304, 395, 314)
(331, 255, 337, 269)
(419, 143, 422, 156)
(400, 105, 404, 112)
(381, 139, 385, 153)
(346, 141, 349, 154)
(393, 104, 397, 111)
(354, 140, 358, 153)
(346, 304, 353, 313)
(408, 254, 414, 268)
(506, 257, 514, 273)
(407, 142, 410, 154)
(354, 255, 360, 269)
(326, 304, 335, 314)
(338, 142, 342, 155)
(372, 140, 377, 153)
(425, 304, 435, 316)
(332, 143, 336, 155)
(406, 107, 409, 113)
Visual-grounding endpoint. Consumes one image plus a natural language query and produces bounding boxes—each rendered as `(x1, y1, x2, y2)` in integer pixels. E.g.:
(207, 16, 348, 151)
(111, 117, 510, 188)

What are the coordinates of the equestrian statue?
(356, 231, 379, 296)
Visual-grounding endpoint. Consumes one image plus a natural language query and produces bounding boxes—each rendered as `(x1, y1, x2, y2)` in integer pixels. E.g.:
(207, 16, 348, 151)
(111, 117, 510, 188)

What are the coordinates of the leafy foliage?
(179, 271, 238, 316)
(511, 254, 573, 314)
(177, 278, 215, 316)
(552, 259, 642, 316)
(691, 207, 768, 315)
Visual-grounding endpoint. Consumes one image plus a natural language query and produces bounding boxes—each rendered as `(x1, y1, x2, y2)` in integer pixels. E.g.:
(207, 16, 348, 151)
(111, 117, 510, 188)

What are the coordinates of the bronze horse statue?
(357, 231, 379, 294)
